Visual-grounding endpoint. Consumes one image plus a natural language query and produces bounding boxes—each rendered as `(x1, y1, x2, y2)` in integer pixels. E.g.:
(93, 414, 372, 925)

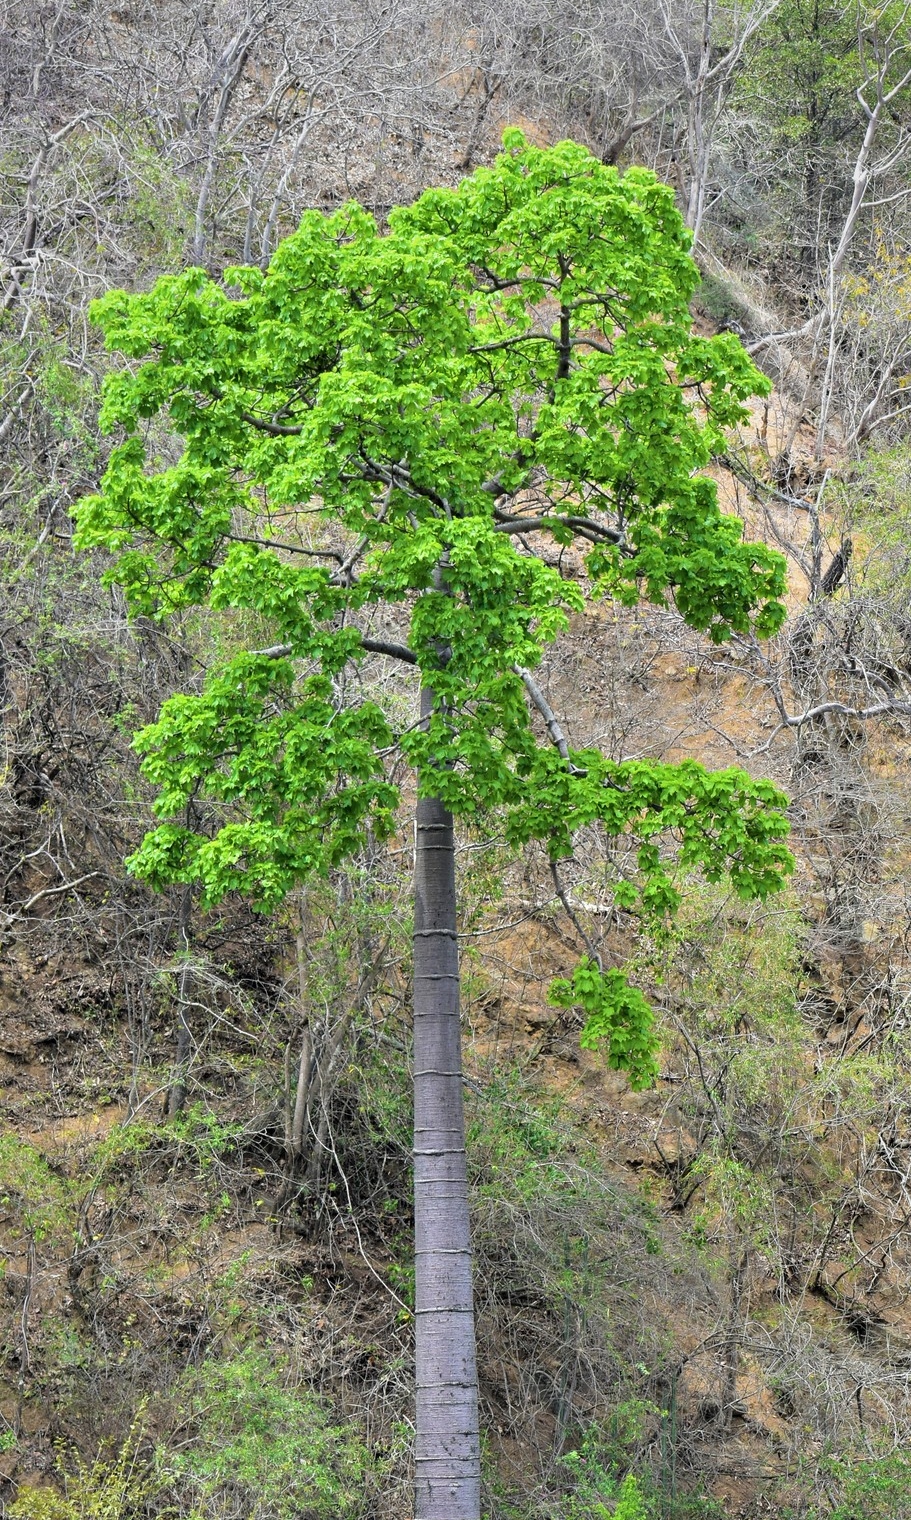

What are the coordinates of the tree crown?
(75, 132, 793, 1087)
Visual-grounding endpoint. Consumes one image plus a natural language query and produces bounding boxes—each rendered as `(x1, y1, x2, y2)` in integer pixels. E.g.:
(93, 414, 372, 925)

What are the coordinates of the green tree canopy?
(75, 131, 793, 1088)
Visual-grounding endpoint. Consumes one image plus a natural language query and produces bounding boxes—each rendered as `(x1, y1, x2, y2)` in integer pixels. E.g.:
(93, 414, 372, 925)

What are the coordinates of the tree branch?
(514, 665, 585, 773)
(3, 872, 102, 929)
(231, 532, 344, 562)
(718, 452, 814, 514)
(0, 385, 34, 443)
(493, 510, 624, 546)
(240, 411, 304, 436)
(253, 634, 417, 665)
(550, 859, 601, 968)
(748, 696, 911, 756)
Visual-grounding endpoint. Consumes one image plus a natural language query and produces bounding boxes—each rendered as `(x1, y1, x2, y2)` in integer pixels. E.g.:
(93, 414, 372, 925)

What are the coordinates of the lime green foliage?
(567, 1470, 649, 1520)
(0, 1136, 73, 1245)
(9, 1412, 158, 1520)
(824, 1451, 911, 1520)
(550, 958, 658, 1090)
(75, 131, 792, 1084)
(8, 1492, 64, 1520)
(157, 1347, 383, 1519)
(550, 858, 800, 1092)
(612, 1478, 652, 1520)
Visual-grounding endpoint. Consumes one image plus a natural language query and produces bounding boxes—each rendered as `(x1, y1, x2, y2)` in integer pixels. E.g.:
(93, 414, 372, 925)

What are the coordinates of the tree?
(737, 0, 911, 466)
(656, 0, 783, 245)
(74, 133, 793, 1520)
(731, 0, 866, 274)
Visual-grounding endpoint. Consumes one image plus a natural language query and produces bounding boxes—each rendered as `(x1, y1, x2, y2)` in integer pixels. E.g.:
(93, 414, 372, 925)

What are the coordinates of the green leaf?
(549, 958, 659, 1091)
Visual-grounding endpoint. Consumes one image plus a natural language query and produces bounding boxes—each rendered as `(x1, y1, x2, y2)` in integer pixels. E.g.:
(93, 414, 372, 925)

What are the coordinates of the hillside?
(4, 5, 911, 1518)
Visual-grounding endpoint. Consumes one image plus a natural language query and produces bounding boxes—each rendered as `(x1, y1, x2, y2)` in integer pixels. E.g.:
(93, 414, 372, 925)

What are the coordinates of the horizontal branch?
(3, 872, 102, 928)
(493, 509, 624, 545)
(787, 698, 911, 725)
(750, 695, 911, 756)
(231, 532, 344, 562)
(469, 331, 558, 354)
(252, 634, 417, 665)
(360, 635, 417, 665)
(469, 331, 615, 359)
(240, 410, 303, 436)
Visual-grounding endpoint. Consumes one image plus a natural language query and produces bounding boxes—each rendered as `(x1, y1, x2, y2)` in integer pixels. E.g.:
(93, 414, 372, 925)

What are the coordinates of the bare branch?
(3, 872, 102, 930)
(253, 635, 417, 665)
(515, 664, 585, 774)
(550, 859, 601, 968)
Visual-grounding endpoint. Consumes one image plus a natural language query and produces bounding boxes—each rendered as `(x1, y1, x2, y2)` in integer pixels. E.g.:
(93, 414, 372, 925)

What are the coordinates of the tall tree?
(74, 134, 792, 1520)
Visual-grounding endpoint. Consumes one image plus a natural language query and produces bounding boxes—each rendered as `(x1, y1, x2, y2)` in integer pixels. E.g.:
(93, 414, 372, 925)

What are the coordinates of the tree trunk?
(720, 1237, 749, 1431)
(165, 883, 193, 1119)
(413, 780, 480, 1520)
(289, 912, 312, 1166)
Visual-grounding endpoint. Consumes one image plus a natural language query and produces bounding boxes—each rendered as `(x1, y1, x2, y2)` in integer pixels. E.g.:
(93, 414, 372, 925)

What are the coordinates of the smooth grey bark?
(165, 882, 193, 1119)
(413, 695, 481, 1519)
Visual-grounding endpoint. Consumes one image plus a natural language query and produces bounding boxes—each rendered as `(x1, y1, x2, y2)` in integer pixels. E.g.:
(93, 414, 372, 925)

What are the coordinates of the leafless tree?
(655, 0, 782, 244)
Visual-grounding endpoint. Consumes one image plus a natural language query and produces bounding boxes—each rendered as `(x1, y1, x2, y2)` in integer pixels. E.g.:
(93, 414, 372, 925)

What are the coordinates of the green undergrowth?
(1, 1045, 721, 1519)
(0, 1135, 75, 1247)
(6, 916, 898, 1520)
(558, 1419, 725, 1520)
(6, 1029, 904, 1519)
(463, 1068, 717, 1517)
(155, 1346, 391, 1519)
(821, 1451, 911, 1520)
(91, 1103, 247, 1180)
(9, 1414, 157, 1520)
(467, 1066, 571, 1200)
(10, 1351, 394, 1520)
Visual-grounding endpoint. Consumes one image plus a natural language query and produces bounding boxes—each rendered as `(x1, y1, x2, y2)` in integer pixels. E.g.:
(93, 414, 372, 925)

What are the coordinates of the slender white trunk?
(412, 687, 480, 1519)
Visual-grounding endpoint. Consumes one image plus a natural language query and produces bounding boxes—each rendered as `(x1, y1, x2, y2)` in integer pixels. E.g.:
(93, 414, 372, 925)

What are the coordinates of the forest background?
(4, 2, 911, 1517)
